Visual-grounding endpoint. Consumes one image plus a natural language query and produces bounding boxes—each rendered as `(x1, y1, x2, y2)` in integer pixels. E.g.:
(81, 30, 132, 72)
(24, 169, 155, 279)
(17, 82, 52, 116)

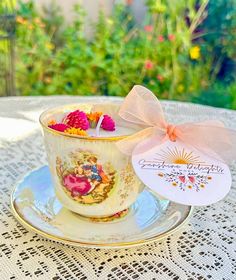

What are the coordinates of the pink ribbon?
(117, 85, 236, 163)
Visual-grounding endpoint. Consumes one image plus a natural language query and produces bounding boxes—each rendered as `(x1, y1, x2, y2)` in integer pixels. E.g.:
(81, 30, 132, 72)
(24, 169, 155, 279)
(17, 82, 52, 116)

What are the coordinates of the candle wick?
(95, 115, 104, 137)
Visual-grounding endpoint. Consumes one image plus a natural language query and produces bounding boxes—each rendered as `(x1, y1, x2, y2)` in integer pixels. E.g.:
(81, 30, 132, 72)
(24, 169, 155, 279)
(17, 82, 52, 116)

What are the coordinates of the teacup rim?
(39, 102, 132, 142)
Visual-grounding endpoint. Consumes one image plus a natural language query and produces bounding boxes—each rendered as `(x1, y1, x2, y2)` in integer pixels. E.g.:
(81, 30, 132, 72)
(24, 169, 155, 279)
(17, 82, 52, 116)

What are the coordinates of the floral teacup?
(40, 103, 144, 218)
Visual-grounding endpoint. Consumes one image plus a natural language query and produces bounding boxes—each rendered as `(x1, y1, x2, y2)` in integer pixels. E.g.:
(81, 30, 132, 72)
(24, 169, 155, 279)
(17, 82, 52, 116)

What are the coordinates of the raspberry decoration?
(49, 123, 69, 132)
(63, 110, 90, 130)
(101, 115, 115, 131)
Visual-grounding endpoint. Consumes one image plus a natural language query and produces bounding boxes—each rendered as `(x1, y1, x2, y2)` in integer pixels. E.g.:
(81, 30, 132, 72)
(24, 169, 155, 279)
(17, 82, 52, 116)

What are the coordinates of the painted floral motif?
(156, 147, 212, 192)
(118, 163, 137, 206)
(56, 150, 116, 204)
(158, 171, 212, 192)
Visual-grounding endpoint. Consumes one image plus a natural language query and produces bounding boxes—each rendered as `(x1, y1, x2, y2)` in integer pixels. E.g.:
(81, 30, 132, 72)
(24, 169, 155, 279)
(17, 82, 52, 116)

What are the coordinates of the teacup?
(39, 103, 144, 218)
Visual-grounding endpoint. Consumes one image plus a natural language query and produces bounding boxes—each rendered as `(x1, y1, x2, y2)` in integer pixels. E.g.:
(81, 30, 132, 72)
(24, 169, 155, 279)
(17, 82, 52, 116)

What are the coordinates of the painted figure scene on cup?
(56, 150, 116, 204)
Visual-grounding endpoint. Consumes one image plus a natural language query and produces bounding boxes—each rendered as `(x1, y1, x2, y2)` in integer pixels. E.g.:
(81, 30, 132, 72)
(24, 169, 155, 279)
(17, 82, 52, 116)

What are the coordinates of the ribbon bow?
(117, 85, 236, 163)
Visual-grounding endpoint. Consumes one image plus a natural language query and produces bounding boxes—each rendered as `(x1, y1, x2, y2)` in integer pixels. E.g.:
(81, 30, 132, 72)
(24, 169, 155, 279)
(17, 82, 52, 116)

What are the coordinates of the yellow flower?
(65, 127, 88, 136)
(16, 16, 27, 25)
(28, 24, 34, 30)
(87, 112, 102, 123)
(44, 77, 52, 84)
(34, 17, 42, 24)
(48, 119, 56, 126)
(177, 84, 184, 93)
(45, 42, 54, 50)
(39, 23, 46, 28)
(107, 19, 114, 25)
(34, 17, 46, 28)
(190, 46, 200, 60)
(152, 3, 167, 13)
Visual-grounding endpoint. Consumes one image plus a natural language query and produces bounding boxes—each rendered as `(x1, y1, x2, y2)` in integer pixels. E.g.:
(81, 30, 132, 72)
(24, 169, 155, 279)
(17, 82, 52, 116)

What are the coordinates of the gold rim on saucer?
(11, 166, 193, 249)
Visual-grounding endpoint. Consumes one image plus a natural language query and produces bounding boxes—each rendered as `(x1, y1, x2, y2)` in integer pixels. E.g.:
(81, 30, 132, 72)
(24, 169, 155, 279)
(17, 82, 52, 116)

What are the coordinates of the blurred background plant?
(2, 0, 236, 109)
(0, 0, 16, 96)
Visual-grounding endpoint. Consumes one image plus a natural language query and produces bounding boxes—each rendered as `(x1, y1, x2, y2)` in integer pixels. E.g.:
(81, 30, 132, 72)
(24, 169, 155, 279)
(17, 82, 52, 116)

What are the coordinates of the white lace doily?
(0, 96, 235, 280)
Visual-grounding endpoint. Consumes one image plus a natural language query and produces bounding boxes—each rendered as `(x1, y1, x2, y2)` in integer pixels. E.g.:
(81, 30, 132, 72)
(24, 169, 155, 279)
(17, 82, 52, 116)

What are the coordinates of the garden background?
(0, 0, 236, 109)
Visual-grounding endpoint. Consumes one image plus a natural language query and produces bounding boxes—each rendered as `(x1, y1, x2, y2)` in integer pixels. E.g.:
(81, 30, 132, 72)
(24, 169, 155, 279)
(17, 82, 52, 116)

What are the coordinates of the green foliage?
(0, 0, 16, 96)
(200, 0, 236, 59)
(14, 0, 236, 109)
(0, 0, 15, 14)
(41, 0, 64, 47)
(192, 82, 234, 109)
(199, 0, 236, 83)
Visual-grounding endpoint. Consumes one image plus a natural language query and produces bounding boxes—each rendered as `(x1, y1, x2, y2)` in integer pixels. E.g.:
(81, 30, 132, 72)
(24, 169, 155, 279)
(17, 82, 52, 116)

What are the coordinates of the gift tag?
(132, 140, 232, 206)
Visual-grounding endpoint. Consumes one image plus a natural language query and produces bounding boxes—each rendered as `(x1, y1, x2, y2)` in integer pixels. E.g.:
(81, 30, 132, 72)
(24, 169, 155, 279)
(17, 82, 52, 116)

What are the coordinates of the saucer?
(11, 166, 193, 248)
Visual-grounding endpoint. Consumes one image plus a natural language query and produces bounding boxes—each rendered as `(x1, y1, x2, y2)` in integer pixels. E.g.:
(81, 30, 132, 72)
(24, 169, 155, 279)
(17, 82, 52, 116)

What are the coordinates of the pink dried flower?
(144, 60, 154, 70)
(101, 115, 115, 131)
(49, 123, 69, 132)
(168, 34, 175, 41)
(158, 35, 164, 42)
(144, 25, 153, 32)
(157, 74, 164, 82)
(126, 0, 133, 5)
(64, 110, 90, 130)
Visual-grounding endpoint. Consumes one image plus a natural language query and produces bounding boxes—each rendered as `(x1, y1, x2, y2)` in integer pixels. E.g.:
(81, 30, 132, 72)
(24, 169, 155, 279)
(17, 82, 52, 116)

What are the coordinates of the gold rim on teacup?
(39, 103, 133, 141)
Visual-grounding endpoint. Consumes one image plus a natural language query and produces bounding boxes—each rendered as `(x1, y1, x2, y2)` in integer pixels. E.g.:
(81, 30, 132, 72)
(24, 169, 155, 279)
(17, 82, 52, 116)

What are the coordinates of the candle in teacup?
(90, 118, 138, 138)
(40, 103, 144, 218)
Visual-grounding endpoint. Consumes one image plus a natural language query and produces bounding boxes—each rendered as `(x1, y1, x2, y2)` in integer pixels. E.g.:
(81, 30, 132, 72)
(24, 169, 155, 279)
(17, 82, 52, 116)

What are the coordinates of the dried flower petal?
(101, 115, 115, 131)
(64, 110, 90, 130)
(65, 127, 88, 136)
(49, 123, 69, 132)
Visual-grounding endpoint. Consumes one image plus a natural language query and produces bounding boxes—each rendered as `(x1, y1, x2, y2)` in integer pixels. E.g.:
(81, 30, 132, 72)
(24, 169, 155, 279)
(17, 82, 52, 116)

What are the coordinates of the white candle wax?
(51, 109, 139, 138)
(87, 125, 137, 137)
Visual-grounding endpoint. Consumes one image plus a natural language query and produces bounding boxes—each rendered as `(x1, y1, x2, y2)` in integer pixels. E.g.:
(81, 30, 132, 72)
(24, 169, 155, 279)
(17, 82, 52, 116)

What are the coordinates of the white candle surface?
(45, 105, 140, 138)
(87, 125, 137, 137)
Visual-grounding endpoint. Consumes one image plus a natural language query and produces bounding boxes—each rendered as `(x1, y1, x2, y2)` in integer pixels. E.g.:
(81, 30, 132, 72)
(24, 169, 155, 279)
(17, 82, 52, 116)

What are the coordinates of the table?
(0, 96, 235, 280)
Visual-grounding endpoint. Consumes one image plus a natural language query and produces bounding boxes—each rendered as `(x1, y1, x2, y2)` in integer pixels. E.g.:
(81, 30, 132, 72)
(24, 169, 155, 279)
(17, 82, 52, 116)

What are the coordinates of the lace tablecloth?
(0, 96, 235, 280)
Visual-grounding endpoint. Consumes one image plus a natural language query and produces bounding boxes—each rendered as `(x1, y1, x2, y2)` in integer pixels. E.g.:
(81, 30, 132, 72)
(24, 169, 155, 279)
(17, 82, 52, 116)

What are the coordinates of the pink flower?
(101, 115, 115, 131)
(64, 110, 90, 130)
(63, 174, 92, 196)
(49, 123, 69, 132)
(144, 25, 153, 32)
(126, 0, 133, 5)
(158, 35, 164, 42)
(168, 34, 175, 41)
(157, 74, 164, 82)
(144, 60, 154, 70)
